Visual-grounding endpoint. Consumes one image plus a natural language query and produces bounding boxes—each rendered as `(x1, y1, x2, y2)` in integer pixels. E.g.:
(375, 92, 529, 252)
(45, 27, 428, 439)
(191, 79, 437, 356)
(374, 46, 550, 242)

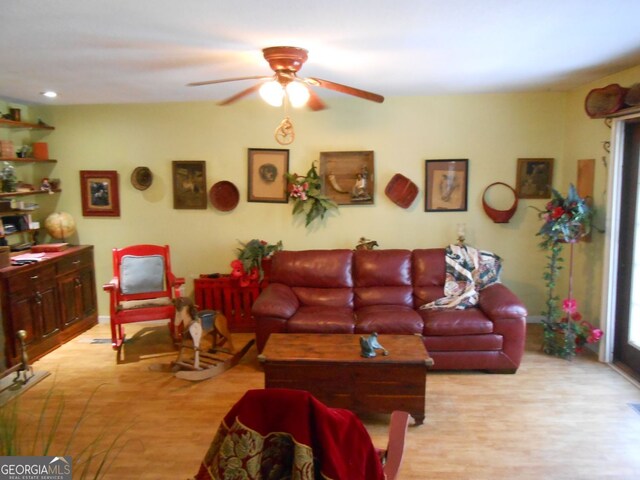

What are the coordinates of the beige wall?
(23, 92, 566, 318)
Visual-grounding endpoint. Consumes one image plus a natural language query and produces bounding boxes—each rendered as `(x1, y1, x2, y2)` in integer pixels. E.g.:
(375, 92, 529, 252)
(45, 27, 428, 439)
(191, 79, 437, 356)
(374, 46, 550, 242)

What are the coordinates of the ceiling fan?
(187, 46, 385, 111)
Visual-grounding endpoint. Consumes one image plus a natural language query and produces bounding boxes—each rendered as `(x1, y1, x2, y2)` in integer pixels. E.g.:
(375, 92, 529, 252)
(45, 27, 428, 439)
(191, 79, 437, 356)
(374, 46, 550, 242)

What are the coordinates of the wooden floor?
(8, 322, 640, 479)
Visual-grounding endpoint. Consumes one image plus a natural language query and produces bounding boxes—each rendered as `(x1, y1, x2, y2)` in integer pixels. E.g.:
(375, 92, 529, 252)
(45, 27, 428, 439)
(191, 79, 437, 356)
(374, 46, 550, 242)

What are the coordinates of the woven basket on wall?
(625, 83, 640, 106)
(584, 83, 628, 118)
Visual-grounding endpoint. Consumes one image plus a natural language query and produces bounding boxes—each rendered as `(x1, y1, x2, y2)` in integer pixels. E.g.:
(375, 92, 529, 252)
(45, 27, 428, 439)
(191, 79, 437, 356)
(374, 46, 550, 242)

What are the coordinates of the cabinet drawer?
(7, 264, 56, 294)
(57, 250, 92, 275)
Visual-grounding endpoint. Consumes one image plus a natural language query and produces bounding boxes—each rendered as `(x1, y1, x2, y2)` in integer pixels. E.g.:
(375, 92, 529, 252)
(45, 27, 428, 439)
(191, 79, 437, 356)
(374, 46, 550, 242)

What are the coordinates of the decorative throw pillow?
(120, 254, 165, 294)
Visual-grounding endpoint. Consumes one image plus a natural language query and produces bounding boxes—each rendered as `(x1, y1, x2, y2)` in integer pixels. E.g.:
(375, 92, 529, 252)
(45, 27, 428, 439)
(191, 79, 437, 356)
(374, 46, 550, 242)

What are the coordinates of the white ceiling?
(2, 0, 640, 106)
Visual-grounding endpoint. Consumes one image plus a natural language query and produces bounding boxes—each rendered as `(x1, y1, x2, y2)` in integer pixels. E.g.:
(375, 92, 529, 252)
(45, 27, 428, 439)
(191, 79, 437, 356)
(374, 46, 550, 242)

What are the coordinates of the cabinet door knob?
(35, 291, 42, 303)
(30, 275, 39, 280)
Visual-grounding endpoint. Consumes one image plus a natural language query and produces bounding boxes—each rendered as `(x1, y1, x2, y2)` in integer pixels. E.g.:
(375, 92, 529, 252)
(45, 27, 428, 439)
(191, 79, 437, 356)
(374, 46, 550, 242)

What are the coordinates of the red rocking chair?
(103, 244, 185, 350)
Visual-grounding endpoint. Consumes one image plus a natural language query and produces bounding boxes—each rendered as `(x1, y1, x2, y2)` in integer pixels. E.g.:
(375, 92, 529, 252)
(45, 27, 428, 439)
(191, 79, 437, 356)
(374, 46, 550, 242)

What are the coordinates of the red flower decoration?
(551, 206, 565, 219)
(230, 259, 245, 278)
(562, 298, 577, 314)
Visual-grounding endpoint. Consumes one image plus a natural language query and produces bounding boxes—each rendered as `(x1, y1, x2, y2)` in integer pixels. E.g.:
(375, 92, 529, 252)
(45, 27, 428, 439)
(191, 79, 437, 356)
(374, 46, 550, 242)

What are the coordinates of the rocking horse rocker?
(164, 297, 254, 381)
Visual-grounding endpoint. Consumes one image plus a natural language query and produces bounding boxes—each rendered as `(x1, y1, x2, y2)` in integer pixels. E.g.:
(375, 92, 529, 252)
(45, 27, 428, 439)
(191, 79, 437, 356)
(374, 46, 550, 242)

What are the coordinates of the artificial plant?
(285, 163, 338, 227)
(536, 184, 601, 358)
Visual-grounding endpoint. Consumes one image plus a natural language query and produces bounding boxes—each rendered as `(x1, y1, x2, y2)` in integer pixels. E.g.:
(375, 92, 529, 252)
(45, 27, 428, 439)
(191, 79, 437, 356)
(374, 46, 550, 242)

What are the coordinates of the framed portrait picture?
(248, 148, 289, 203)
(516, 158, 554, 199)
(172, 160, 207, 209)
(319, 150, 375, 205)
(79, 170, 120, 217)
(424, 159, 468, 212)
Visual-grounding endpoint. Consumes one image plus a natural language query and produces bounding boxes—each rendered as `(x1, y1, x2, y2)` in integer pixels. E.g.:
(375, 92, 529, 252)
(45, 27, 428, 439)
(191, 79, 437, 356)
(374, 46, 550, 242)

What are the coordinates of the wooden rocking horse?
(168, 297, 254, 381)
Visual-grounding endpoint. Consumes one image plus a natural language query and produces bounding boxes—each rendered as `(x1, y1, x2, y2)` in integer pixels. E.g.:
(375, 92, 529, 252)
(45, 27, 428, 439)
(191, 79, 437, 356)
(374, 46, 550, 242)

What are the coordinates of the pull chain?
(275, 93, 295, 145)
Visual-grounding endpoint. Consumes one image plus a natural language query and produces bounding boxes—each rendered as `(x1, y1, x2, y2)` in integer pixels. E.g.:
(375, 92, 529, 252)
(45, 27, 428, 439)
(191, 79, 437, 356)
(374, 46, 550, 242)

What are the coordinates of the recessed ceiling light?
(40, 91, 58, 98)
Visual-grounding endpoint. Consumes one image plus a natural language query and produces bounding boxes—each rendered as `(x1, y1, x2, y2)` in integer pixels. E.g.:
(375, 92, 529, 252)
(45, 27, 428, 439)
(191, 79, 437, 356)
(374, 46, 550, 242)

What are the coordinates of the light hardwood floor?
(8, 322, 640, 479)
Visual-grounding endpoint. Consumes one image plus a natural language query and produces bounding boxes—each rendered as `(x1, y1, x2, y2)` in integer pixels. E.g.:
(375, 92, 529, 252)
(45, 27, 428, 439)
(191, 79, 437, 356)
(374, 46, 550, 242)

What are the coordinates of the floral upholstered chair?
(192, 388, 409, 480)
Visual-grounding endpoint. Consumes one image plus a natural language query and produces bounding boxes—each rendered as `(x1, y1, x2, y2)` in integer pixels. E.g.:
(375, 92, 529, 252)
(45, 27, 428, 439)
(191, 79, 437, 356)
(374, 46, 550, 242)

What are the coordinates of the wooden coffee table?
(258, 333, 433, 425)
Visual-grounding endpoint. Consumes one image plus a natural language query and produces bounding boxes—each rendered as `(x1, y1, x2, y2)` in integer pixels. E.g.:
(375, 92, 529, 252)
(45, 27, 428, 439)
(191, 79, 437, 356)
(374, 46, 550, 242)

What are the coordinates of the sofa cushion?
(354, 286, 413, 307)
(355, 305, 423, 334)
(293, 287, 354, 308)
(412, 249, 446, 285)
(353, 249, 412, 308)
(412, 249, 446, 307)
(354, 249, 412, 286)
(424, 334, 503, 352)
(412, 285, 445, 307)
(270, 250, 353, 288)
(287, 306, 355, 334)
(419, 307, 493, 336)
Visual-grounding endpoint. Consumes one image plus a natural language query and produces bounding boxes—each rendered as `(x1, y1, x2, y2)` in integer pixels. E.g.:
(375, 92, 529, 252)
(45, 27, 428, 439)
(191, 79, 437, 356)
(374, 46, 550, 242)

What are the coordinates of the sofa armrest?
(478, 283, 528, 320)
(252, 283, 300, 319)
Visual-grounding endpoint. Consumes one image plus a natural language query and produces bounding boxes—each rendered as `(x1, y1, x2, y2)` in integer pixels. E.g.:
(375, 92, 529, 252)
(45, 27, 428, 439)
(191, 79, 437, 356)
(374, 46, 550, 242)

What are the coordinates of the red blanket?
(194, 388, 385, 480)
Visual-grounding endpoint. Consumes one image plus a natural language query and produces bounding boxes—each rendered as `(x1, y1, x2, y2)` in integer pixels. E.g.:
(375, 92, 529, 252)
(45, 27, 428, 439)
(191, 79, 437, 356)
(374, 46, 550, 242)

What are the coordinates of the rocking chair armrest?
(103, 277, 119, 292)
(167, 273, 185, 288)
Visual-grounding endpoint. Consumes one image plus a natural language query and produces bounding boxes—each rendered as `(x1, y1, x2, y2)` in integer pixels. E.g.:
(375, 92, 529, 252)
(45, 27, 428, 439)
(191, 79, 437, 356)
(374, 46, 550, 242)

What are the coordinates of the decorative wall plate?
(209, 181, 240, 211)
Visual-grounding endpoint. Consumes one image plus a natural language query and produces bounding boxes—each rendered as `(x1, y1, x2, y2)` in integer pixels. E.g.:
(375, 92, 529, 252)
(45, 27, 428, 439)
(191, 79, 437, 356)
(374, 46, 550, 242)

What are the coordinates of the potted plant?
(230, 239, 283, 286)
(536, 184, 601, 358)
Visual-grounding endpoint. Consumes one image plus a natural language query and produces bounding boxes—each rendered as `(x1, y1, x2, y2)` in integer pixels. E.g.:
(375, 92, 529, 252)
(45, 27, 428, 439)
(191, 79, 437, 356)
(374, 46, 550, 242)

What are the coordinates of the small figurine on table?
(359, 332, 389, 358)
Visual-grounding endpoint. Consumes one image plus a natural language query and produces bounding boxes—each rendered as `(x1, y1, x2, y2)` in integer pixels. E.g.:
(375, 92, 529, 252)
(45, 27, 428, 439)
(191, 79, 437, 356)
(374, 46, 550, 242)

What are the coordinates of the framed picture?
(516, 158, 554, 199)
(248, 148, 289, 203)
(79, 170, 120, 217)
(425, 159, 468, 212)
(319, 151, 375, 205)
(172, 160, 207, 209)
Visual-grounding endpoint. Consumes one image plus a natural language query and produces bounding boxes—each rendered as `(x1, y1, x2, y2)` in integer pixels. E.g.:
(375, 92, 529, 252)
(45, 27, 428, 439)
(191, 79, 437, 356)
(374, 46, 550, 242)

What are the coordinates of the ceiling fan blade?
(306, 89, 327, 111)
(306, 77, 384, 103)
(187, 75, 270, 87)
(218, 83, 263, 106)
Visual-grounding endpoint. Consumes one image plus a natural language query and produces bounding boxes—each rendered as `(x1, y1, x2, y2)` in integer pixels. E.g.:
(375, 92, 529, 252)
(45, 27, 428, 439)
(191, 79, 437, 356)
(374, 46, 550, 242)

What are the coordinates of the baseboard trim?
(97, 315, 170, 326)
(608, 362, 640, 390)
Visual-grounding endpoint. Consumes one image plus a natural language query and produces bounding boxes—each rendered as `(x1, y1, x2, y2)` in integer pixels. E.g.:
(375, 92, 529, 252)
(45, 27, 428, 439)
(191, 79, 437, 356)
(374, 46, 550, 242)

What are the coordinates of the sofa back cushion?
(412, 248, 446, 307)
(270, 249, 354, 287)
(292, 287, 354, 308)
(270, 250, 354, 307)
(353, 249, 413, 307)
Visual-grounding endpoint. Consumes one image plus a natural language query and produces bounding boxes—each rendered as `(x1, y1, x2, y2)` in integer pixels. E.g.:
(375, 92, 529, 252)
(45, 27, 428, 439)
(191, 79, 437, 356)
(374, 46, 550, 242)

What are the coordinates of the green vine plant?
(541, 239, 563, 324)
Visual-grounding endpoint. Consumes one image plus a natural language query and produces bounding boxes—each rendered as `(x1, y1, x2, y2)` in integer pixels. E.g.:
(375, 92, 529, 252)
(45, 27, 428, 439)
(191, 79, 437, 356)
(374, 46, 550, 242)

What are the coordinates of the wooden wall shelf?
(0, 157, 57, 163)
(0, 118, 55, 130)
(0, 189, 61, 198)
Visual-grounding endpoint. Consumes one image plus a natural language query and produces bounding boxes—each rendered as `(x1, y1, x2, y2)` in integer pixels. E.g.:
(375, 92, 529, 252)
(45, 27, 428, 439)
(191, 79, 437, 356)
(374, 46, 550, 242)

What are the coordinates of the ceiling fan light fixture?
(286, 81, 310, 108)
(259, 80, 284, 107)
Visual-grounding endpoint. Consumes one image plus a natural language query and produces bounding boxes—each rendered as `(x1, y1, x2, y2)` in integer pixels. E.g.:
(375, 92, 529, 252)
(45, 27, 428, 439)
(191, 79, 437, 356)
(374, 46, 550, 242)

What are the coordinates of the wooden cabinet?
(0, 245, 97, 366)
(7, 264, 60, 353)
(57, 249, 96, 329)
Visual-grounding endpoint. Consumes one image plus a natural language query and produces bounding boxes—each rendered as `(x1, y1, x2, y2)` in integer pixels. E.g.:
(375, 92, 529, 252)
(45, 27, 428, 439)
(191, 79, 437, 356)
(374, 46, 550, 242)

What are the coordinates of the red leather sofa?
(252, 249, 528, 372)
